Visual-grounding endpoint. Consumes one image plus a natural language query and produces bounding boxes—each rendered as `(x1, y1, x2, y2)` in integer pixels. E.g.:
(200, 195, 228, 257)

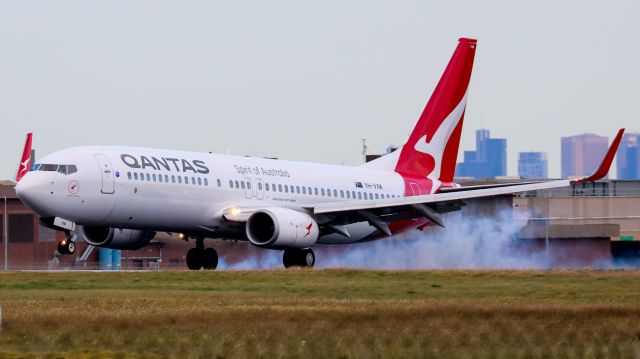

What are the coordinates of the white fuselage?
(17, 146, 433, 245)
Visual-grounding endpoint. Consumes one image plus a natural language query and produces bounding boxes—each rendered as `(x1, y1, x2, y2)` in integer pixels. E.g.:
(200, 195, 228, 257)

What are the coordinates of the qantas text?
(120, 154, 209, 174)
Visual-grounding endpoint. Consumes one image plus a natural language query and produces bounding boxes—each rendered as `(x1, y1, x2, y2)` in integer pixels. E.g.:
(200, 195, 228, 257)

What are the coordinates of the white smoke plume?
(217, 206, 558, 270)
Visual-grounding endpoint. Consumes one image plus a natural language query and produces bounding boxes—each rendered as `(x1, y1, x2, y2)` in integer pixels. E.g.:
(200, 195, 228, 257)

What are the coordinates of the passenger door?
(94, 154, 115, 194)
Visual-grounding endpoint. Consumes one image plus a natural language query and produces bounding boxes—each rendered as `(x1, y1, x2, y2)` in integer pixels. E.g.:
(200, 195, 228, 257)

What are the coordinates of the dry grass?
(0, 270, 640, 358)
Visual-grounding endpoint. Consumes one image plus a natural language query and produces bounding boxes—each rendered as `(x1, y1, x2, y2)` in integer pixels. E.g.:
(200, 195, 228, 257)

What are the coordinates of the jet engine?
(246, 207, 319, 249)
(80, 226, 156, 250)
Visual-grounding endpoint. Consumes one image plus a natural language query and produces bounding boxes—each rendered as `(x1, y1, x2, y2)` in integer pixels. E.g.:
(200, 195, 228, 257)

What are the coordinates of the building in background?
(456, 129, 507, 178)
(518, 152, 548, 179)
(617, 133, 639, 180)
(561, 134, 608, 179)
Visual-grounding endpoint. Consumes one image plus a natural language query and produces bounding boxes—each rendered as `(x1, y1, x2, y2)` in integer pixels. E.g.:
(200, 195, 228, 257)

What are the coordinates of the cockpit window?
(35, 163, 78, 175)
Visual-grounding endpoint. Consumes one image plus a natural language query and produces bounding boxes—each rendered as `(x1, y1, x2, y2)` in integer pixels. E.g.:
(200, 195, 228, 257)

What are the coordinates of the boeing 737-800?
(14, 38, 624, 269)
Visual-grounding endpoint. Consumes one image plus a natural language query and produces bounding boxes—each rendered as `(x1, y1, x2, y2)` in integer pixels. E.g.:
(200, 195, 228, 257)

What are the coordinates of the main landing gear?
(186, 238, 218, 270)
(283, 248, 315, 268)
(57, 232, 77, 255)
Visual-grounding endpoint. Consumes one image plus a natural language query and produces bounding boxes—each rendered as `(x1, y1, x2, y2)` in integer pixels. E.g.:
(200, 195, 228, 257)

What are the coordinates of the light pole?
(3, 196, 7, 271)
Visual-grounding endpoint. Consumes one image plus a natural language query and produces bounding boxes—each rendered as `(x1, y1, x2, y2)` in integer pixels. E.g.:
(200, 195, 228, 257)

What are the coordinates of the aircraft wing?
(301, 128, 624, 235)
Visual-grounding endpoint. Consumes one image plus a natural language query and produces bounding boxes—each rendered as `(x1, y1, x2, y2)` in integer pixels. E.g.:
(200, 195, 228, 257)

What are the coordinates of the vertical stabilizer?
(363, 38, 476, 185)
(16, 133, 33, 182)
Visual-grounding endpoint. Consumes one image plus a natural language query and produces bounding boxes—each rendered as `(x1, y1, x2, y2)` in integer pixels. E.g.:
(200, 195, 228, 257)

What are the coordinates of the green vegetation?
(1, 270, 640, 358)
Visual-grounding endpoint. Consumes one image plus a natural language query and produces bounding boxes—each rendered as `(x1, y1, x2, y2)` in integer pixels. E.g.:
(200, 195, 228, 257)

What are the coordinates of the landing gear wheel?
(283, 248, 315, 268)
(202, 248, 218, 270)
(57, 239, 76, 255)
(186, 248, 203, 270)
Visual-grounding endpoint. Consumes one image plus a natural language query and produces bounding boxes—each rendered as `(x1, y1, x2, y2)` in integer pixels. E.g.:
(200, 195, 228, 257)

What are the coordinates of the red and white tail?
(363, 38, 476, 184)
(16, 133, 33, 183)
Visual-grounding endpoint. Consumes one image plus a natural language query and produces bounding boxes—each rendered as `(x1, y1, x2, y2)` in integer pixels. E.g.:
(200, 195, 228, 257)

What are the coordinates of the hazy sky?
(1, 1, 637, 180)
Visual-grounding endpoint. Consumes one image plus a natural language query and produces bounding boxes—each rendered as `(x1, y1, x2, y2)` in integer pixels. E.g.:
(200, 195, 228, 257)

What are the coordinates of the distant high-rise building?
(518, 152, 548, 179)
(456, 129, 507, 178)
(617, 133, 639, 180)
(561, 134, 608, 179)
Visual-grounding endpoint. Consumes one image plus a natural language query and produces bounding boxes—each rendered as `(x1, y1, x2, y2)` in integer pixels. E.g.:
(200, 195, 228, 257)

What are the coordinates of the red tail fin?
(395, 38, 476, 182)
(16, 133, 33, 182)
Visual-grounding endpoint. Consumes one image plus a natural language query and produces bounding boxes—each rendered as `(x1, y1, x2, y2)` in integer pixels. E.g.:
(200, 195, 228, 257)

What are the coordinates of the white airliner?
(15, 38, 624, 269)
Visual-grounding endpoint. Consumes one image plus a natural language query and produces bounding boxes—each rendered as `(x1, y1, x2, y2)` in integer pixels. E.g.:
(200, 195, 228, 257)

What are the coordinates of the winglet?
(15, 132, 33, 183)
(573, 128, 624, 183)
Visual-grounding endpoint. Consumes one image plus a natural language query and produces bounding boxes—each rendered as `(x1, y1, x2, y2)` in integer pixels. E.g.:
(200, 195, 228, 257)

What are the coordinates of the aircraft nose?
(15, 173, 55, 217)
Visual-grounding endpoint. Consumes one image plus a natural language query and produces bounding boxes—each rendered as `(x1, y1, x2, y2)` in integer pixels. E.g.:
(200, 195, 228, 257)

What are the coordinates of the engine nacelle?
(246, 207, 319, 249)
(80, 226, 156, 250)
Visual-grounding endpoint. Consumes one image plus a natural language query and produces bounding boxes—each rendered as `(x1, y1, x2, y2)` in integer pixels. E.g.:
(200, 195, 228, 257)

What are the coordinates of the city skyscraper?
(617, 133, 639, 180)
(456, 129, 507, 178)
(561, 134, 608, 179)
(518, 152, 548, 179)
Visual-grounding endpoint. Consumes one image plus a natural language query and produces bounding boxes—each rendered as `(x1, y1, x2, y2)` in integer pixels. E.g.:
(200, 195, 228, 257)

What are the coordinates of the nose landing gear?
(185, 237, 218, 270)
(57, 232, 77, 255)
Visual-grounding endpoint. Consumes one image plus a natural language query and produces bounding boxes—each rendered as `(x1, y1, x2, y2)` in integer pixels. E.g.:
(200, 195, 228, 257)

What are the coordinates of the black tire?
(300, 248, 315, 267)
(67, 240, 76, 254)
(202, 248, 218, 270)
(283, 249, 296, 268)
(186, 248, 203, 270)
(283, 248, 315, 268)
(57, 240, 69, 255)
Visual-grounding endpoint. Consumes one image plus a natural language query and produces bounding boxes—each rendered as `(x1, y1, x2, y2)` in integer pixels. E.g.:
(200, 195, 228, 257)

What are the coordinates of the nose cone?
(15, 172, 55, 217)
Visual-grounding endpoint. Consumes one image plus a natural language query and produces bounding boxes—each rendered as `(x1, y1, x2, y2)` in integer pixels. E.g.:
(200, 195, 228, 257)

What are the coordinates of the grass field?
(1, 270, 640, 358)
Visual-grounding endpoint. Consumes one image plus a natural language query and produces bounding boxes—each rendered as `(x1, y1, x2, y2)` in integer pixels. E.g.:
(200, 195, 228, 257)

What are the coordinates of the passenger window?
(229, 180, 233, 188)
(241, 181, 245, 189)
(197, 178, 202, 185)
(247, 182, 251, 190)
(265, 183, 270, 191)
(357, 192, 362, 200)
(333, 189, 338, 197)
(191, 177, 195, 185)
(327, 189, 331, 197)
(308, 187, 312, 194)
(216, 179, 220, 187)
(302, 187, 307, 194)
(296, 186, 300, 194)
(278, 184, 283, 192)
(321, 188, 325, 196)
(284, 185, 289, 193)
(67, 165, 77, 174)
(134, 172, 138, 180)
(340, 190, 344, 198)
(352, 191, 356, 198)
(346, 191, 350, 199)
(146, 173, 151, 181)
(165, 175, 169, 182)
(127, 172, 132, 180)
(375, 193, 379, 199)
(159, 175, 163, 183)
(235, 180, 240, 189)
(314, 188, 318, 195)
(258, 182, 262, 190)
(172, 175, 175, 183)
